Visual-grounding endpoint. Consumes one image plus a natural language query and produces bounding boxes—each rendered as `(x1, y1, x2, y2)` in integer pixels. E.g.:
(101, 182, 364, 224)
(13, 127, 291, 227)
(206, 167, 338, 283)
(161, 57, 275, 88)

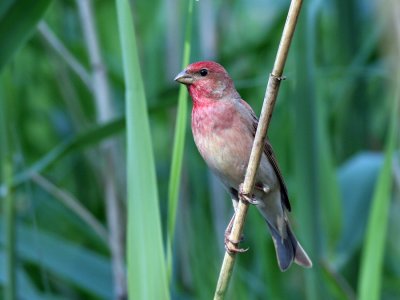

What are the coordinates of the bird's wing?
(239, 99, 291, 211)
(263, 139, 291, 211)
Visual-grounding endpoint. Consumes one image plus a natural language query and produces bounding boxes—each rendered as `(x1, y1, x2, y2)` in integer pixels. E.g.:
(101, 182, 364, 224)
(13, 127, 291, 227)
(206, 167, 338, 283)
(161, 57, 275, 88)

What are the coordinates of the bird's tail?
(266, 221, 312, 271)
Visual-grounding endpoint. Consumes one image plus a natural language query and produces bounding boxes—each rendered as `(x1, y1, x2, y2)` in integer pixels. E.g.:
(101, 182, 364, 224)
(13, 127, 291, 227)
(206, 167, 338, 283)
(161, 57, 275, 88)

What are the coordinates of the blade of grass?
(357, 78, 399, 300)
(0, 0, 52, 71)
(38, 22, 92, 91)
(77, 1, 127, 297)
(292, 5, 319, 300)
(335, 153, 383, 269)
(0, 71, 16, 300)
(0, 253, 46, 300)
(115, 0, 169, 299)
(0, 96, 178, 195)
(2, 158, 14, 300)
(0, 221, 113, 299)
(0, 101, 178, 196)
(317, 98, 342, 251)
(0, 117, 124, 197)
(320, 261, 356, 300)
(167, 0, 193, 281)
(31, 174, 109, 244)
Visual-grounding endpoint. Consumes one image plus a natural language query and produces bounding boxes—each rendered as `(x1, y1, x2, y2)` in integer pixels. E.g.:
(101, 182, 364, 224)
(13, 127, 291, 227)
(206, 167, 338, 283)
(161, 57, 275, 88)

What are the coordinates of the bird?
(174, 61, 312, 271)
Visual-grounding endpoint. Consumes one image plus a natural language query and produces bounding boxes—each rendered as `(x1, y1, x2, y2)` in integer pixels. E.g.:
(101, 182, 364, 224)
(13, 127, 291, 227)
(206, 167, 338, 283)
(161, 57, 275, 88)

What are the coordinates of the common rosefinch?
(174, 61, 312, 271)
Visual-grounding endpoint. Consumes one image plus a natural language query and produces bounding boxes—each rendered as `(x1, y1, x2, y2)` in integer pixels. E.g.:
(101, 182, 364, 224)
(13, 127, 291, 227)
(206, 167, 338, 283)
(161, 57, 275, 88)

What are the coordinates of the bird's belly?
(192, 105, 279, 192)
(194, 127, 251, 187)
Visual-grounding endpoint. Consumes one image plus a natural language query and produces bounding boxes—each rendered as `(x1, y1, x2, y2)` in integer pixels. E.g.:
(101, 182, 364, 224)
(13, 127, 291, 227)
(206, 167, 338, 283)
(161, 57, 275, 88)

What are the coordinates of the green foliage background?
(0, 0, 399, 299)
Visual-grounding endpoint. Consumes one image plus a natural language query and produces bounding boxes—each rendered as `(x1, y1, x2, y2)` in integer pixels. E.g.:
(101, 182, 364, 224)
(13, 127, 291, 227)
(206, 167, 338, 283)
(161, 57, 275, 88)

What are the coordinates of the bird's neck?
(191, 99, 236, 137)
(187, 85, 213, 106)
(188, 77, 240, 102)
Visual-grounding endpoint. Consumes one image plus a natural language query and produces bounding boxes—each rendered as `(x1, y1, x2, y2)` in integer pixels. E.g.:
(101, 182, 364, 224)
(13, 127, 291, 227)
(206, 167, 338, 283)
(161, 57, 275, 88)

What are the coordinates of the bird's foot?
(239, 183, 258, 204)
(224, 238, 248, 254)
(224, 213, 247, 254)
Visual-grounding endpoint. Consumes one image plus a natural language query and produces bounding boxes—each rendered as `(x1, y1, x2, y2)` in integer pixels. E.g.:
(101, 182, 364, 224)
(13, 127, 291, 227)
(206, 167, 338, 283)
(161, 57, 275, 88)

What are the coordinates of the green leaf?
(357, 84, 399, 300)
(1, 66, 16, 300)
(0, 252, 53, 300)
(115, 0, 169, 299)
(167, 0, 193, 280)
(335, 152, 383, 268)
(0, 117, 124, 197)
(0, 0, 53, 71)
(0, 222, 113, 299)
(320, 262, 355, 300)
(292, 5, 324, 299)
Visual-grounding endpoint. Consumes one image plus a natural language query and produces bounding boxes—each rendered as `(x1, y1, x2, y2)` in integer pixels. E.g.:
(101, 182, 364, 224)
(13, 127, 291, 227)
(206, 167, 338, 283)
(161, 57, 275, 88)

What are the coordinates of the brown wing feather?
(263, 139, 291, 211)
(240, 99, 291, 211)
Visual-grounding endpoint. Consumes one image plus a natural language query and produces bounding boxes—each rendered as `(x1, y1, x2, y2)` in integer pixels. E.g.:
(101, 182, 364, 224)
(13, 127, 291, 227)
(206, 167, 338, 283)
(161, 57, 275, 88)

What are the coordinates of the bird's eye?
(199, 69, 208, 76)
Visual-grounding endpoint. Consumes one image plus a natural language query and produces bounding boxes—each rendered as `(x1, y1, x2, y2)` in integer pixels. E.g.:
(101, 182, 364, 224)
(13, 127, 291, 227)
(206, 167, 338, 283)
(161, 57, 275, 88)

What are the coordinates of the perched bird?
(174, 61, 312, 271)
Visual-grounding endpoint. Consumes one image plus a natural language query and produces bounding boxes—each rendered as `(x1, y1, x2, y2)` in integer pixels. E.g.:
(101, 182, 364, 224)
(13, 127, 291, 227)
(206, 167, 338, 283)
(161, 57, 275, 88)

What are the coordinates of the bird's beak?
(174, 70, 194, 85)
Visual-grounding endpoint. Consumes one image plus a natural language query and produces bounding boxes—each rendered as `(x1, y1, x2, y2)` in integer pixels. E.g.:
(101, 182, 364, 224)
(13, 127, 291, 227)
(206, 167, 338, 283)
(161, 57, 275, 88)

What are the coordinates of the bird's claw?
(239, 183, 258, 204)
(224, 233, 244, 244)
(224, 235, 248, 254)
(224, 214, 247, 254)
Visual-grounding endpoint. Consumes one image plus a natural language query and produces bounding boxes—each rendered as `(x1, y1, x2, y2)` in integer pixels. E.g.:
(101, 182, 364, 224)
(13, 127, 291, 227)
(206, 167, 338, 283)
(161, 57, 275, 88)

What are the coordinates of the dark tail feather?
(266, 221, 312, 271)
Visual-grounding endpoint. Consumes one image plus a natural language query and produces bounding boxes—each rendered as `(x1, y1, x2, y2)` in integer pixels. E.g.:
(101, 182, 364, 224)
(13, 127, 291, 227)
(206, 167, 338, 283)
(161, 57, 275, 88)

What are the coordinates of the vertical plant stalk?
(76, 0, 127, 299)
(32, 174, 109, 243)
(214, 0, 303, 298)
(357, 80, 399, 300)
(0, 83, 16, 300)
(38, 22, 93, 91)
(166, 0, 193, 281)
(292, 3, 321, 299)
(357, 3, 400, 299)
(3, 160, 15, 300)
(116, 0, 169, 299)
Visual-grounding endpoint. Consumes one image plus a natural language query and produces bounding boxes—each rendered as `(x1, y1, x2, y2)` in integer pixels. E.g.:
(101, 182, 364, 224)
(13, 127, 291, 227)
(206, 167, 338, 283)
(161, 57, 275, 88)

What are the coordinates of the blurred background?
(0, 0, 399, 299)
